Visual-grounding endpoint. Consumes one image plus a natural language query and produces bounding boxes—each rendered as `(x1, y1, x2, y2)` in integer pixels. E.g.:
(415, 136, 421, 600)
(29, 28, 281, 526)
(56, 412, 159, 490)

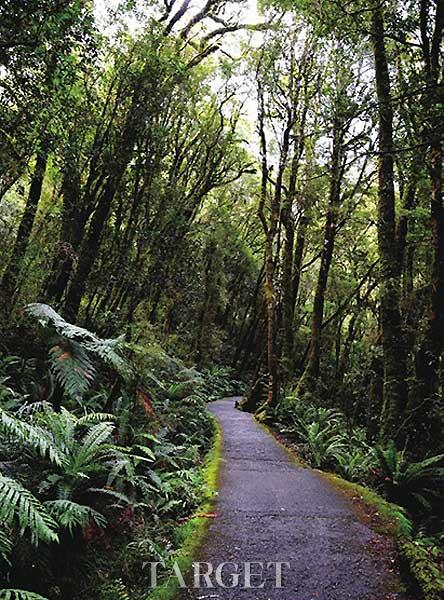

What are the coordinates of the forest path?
(180, 398, 405, 600)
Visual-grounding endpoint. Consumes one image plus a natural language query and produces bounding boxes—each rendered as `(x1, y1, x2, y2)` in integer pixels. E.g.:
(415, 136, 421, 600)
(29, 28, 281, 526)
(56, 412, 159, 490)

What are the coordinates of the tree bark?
(417, 0, 444, 398)
(304, 115, 343, 381)
(371, 1, 408, 441)
(1, 147, 48, 301)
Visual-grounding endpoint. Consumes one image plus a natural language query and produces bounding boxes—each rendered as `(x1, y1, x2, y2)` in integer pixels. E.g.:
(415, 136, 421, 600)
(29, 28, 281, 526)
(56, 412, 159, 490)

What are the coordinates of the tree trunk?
(44, 163, 85, 303)
(371, 1, 408, 441)
(1, 148, 48, 301)
(63, 87, 144, 320)
(280, 114, 307, 379)
(305, 115, 343, 381)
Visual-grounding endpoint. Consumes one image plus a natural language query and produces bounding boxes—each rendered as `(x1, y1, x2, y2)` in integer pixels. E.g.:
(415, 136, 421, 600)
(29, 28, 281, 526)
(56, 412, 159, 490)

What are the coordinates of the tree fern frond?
(26, 304, 97, 343)
(77, 412, 115, 426)
(0, 590, 49, 600)
(27, 304, 134, 385)
(87, 487, 133, 505)
(45, 500, 107, 533)
(83, 336, 134, 382)
(0, 529, 12, 562)
(0, 408, 65, 467)
(49, 341, 95, 400)
(0, 475, 59, 545)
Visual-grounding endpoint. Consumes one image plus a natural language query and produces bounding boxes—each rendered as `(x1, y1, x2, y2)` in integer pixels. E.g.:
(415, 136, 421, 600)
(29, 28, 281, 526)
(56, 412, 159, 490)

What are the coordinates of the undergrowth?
(263, 392, 444, 600)
(0, 304, 238, 599)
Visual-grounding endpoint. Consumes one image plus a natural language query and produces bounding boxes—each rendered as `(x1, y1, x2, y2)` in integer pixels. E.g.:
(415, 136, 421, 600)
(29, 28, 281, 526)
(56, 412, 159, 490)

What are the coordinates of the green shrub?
(373, 441, 444, 517)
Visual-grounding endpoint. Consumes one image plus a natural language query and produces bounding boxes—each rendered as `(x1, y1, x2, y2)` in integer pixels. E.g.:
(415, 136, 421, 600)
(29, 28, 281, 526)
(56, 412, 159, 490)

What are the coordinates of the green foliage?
(0, 407, 64, 467)
(96, 579, 130, 600)
(0, 591, 49, 600)
(333, 447, 374, 483)
(399, 538, 444, 600)
(374, 442, 444, 515)
(0, 316, 223, 598)
(26, 304, 134, 401)
(45, 500, 106, 534)
(0, 530, 13, 563)
(0, 474, 59, 545)
(297, 420, 345, 469)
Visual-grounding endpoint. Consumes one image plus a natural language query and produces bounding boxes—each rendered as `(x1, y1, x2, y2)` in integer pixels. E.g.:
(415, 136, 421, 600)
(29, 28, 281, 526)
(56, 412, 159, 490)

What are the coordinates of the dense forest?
(1, 0, 444, 598)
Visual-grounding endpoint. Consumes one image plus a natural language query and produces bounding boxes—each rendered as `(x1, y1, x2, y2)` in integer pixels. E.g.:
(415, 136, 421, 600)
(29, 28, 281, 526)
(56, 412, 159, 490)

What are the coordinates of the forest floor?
(179, 398, 408, 600)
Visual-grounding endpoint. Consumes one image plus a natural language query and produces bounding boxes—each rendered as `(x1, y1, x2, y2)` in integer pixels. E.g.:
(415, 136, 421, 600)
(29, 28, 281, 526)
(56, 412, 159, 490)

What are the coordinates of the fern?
(83, 336, 133, 382)
(0, 529, 12, 562)
(374, 442, 444, 514)
(45, 500, 107, 533)
(0, 408, 64, 467)
(97, 578, 130, 600)
(49, 340, 95, 400)
(70, 421, 115, 474)
(26, 303, 134, 400)
(77, 412, 115, 426)
(0, 591, 49, 600)
(0, 475, 59, 545)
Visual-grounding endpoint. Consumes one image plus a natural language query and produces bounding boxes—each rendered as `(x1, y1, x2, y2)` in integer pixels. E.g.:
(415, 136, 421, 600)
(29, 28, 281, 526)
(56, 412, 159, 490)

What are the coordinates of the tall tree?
(371, 0, 408, 441)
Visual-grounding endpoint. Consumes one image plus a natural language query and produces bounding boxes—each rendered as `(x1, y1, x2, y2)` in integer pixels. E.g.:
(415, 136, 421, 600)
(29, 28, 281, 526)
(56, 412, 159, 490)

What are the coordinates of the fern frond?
(0, 590, 49, 600)
(77, 412, 115, 426)
(0, 408, 64, 467)
(404, 454, 444, 480)
(27, 304, 134, 385)
(97, 578, 130, 600)
(45, 500, 107, 533)
(87, 487, 133, 505)
(70, 422, 115, 473)
(0, 529, 12, 562)
(84, 336, 134, 382)
(0, 475, 59, 545)
(26, 304, 96, 342)
(49, 341, 95, 400)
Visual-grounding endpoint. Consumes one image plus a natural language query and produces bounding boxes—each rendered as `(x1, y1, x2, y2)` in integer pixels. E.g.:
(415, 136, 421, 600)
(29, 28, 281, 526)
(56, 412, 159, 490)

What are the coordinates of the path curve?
(181, 398, 405, 600)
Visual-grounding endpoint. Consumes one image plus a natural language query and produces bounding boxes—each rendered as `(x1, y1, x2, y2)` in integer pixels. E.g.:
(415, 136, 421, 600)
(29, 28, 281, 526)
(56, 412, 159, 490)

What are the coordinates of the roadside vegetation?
(0, 305, 240, 599)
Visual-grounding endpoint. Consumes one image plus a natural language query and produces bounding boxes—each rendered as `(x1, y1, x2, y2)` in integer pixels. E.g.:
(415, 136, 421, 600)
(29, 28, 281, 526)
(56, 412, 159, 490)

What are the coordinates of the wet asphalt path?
(180, 398, 403, 600)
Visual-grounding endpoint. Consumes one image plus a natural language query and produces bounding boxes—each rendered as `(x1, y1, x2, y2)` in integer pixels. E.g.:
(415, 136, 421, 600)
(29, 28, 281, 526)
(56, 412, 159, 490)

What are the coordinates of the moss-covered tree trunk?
(371, 2, 408, 441)
(304, 114, 343, 381)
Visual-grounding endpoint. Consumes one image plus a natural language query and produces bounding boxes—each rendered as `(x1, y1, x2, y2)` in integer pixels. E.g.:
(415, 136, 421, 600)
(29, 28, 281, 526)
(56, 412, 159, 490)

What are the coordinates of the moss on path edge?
(146, 416, 222, 600)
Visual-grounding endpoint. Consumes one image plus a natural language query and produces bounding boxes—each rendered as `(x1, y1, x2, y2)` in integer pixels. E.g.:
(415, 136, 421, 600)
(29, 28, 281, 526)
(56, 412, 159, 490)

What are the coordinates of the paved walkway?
(180, 398, 405, 600)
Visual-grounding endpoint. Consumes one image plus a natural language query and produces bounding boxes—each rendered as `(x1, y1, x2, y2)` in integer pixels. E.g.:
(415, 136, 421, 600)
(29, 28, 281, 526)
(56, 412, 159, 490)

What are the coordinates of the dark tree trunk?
(372, 2, 408, 441)
(281, 125, 307, 379)
(44, 164, 85, 303)
(195, 240, 218, 367)
(1, 148, 48, 301)
(292, 205, 309, 311)
(63, 87, 144, 320)
(63, 175, 123, 321)
(304, 115, 343, 381)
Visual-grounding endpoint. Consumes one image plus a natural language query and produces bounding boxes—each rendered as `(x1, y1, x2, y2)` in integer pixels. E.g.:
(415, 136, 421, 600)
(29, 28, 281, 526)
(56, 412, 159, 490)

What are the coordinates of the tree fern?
(0, 591, 49, 600)
(45, 500, 107, 533)
(0, 408, 64, 467)
(48, 340, 95, 401)
(0, 529, 12, 562)
(0, 475, 59, 545)
(26, 303, 134, 401)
